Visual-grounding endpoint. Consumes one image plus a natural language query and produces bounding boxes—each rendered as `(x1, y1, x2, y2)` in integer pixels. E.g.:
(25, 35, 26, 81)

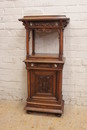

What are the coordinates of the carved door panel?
(31, 70, 57, 99)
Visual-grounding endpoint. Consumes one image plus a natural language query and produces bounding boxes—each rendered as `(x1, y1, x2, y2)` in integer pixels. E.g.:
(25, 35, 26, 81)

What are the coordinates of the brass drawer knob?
(30, 22, 32, 26)
(31, 63, 34, 67)
(54, 64, 57, 68)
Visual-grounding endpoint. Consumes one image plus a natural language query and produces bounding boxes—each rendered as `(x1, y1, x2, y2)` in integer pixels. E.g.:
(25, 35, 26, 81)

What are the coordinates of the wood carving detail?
(23, 21, 69, 31)
(38, 76, 51, 93)
(30, 22, 59, 27)
(29, 22, 59, 32)
(36, 29, 56, 33)
(23, 21, 66, 33)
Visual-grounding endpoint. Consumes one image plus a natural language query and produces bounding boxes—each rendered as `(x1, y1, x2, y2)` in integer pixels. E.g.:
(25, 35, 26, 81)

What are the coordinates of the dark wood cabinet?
(19, 15, 70, 116)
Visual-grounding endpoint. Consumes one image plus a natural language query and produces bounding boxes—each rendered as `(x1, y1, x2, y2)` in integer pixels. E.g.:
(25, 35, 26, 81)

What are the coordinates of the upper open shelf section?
(19, 15, 70, 60)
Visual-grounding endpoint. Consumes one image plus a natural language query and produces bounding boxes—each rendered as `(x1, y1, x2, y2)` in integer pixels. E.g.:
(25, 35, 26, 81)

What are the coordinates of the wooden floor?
(0, 100, 87, 130)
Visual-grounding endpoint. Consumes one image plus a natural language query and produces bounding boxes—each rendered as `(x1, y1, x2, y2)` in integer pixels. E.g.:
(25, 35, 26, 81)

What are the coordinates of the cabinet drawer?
(27, 63, 63, 70)
(29, 63, 51, 68)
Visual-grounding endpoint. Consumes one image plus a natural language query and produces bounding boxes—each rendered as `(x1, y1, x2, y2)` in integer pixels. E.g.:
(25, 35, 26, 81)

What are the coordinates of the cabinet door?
(30, 70, 57, 100)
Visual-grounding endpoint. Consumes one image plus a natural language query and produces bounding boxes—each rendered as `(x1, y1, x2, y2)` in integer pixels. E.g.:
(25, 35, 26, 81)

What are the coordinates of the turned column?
(59, 21, 64, 60)
(32, 30, 35, 55)
(26, 29, 30, 58)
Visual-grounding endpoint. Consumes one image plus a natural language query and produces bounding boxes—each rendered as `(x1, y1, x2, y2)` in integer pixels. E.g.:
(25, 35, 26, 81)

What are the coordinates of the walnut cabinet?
(19, 15, 70, 116)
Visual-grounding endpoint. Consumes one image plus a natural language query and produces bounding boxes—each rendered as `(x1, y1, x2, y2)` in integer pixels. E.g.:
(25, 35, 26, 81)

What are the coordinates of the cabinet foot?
(56, 113, 62, 117)
(26, 110, 31, 114)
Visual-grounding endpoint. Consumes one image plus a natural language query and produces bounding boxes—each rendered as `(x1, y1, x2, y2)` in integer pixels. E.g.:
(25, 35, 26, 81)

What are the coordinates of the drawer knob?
(31, 63, 34, 67)
(30, 22, 32, 26)
(54, 64, 57, 68)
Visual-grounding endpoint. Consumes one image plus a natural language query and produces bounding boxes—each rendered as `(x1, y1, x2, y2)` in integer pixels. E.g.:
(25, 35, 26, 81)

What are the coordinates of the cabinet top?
(19, 15, 70, 22)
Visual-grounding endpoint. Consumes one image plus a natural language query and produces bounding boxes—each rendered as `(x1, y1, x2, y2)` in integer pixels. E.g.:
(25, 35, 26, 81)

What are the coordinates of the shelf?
(24, 57, 65, 64)
(19, 15, 70, 22)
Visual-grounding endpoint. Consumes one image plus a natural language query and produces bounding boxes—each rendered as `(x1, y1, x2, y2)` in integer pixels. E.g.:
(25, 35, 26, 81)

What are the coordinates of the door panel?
(31, 70, 57, 99)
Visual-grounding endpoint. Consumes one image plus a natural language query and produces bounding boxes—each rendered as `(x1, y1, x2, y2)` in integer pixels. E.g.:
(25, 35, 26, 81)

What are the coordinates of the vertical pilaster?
(57, 70, 62, 104)
(27, 70, 31, 99)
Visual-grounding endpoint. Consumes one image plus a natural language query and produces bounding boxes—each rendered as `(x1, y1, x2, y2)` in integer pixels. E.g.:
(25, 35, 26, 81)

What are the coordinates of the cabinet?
(19, 15, 70, 116)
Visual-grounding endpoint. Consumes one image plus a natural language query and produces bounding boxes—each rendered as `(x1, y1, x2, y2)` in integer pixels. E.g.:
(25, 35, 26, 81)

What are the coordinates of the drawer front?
(26, 63, 63, 70)
(29, 63, 51, 68)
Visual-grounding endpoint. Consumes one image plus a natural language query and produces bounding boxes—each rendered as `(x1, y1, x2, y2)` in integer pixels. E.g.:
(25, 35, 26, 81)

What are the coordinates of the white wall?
(0, 0, 87, 105)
